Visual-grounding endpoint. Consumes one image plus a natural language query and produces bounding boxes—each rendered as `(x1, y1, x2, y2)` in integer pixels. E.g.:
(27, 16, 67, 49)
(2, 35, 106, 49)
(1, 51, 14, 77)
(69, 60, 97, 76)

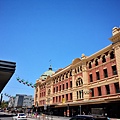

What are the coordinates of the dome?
(40, 65, 55, 80)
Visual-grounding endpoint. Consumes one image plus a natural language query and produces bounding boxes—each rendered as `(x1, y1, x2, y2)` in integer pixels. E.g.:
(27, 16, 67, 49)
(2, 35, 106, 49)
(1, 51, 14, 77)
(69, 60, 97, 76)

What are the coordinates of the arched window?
(76, 78, 83, 86)
(75, 68, 77, 73)
(102, 55, 106, 63)
(66, 72, 68, 78)
(70, 69, 72, 76)
(95, 59, 98, 66)
(78, 67, 80, 73)
(110, 51, 115, 59)
(89, 62, 92, 68)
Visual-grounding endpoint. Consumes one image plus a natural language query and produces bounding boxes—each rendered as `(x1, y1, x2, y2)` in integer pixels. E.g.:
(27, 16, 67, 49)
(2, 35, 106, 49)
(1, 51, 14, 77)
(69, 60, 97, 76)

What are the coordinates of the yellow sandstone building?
(34, 27, 120, 118)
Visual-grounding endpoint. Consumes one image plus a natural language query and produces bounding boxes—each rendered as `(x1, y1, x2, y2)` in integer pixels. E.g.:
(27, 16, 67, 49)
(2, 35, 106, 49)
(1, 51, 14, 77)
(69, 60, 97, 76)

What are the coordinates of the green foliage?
(0, 101, 8, 109)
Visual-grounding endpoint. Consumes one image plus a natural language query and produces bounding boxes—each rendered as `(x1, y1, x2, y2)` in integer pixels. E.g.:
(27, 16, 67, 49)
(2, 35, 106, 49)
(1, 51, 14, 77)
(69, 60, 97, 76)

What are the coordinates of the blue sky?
(0, 0, 120, 101)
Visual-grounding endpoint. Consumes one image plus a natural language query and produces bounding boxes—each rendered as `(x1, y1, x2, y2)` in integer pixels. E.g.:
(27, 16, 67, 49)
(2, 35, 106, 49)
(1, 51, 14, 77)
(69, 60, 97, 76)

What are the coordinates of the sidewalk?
(111, 118, 120, 120)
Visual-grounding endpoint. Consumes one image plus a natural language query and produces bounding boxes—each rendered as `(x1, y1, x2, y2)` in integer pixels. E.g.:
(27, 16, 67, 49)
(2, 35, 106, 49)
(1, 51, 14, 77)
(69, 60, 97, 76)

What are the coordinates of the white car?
(13, 113, 27, 120)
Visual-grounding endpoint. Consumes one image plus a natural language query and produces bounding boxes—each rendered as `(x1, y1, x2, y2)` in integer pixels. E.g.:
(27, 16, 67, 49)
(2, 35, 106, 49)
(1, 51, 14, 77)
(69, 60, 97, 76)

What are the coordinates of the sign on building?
(62, 98, 65, 103)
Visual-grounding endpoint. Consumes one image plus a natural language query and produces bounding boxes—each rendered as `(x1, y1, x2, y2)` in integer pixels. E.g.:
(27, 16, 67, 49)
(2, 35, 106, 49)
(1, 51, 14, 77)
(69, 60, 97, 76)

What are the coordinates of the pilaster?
(113, 43, 120, 86)
(72, 69, 77, 102)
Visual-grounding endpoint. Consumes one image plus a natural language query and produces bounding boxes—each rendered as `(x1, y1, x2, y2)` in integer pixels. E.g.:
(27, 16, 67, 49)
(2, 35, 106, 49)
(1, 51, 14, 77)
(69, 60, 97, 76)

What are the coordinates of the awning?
(0, 60, 16, 93)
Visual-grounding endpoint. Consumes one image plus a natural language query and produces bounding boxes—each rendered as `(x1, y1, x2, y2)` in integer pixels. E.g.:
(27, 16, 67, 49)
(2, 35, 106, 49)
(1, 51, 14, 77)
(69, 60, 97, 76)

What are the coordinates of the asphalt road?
(0, 117, 13, 120)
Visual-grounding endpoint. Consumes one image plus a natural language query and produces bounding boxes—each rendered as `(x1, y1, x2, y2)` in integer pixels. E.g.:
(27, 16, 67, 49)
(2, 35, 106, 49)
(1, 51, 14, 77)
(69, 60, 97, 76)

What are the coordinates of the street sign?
(62, 98, 65, 103)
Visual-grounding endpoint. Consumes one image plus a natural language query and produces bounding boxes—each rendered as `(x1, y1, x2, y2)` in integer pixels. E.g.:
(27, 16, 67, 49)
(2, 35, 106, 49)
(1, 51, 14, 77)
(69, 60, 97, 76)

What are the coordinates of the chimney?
(109, 26, 120, 43)
(112, 27, 120, 36)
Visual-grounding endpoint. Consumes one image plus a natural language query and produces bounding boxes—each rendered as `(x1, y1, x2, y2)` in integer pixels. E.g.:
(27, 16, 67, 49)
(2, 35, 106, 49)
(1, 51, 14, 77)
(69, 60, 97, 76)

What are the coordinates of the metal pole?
(79, 105, 81, 115)
(0, 93, 3, 106)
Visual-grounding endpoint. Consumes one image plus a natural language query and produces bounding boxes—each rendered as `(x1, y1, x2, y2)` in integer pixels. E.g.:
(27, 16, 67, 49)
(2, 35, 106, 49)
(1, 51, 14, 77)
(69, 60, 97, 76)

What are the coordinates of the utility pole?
(0, 93, 3, 106)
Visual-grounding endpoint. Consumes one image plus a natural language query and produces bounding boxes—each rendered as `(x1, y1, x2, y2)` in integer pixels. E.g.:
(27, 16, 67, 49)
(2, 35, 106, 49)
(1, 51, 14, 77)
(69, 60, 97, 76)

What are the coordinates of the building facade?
(34, 27, 120, 118)
(8, 94, 34, 110)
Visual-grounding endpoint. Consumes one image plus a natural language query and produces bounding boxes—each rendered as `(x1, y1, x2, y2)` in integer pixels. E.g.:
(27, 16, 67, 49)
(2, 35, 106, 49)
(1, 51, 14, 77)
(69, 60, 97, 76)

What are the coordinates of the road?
(27, 115, 70, 120)
(0, 112, 70, 120)
(0, 117, 13, 120)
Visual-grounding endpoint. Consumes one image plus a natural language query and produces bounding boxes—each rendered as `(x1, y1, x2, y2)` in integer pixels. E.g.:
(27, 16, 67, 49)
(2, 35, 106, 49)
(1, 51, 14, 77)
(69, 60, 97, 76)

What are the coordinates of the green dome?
(40, 66, 55, 80)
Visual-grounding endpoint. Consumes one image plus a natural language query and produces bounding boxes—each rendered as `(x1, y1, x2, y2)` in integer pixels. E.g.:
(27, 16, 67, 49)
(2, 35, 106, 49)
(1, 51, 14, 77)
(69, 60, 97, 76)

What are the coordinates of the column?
(101, 86, 106, 96)
(82, 59, 89, 101)
(114, 44, 120, 86)
(72, 69, 77, 102)
(94, 87, 98, 97)
(109, 83, 115, 94)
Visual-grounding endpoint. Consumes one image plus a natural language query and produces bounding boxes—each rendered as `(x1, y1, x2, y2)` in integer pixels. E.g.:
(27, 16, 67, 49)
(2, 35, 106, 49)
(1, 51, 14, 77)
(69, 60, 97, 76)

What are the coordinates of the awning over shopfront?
(0, 60, 16, 93)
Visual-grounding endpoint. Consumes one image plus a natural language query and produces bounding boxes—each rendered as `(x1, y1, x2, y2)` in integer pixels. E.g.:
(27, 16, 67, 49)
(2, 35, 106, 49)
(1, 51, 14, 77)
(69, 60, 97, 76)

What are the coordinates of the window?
(77, 91, 79, 99)
(62, 75, 64, 80)
(75, 69, 77, 74)
(56, 78, 58, 83)
(76, 78, 83, 86)
(79, 90, 83, 99)
(63, 84, 64, 90)
(59, 85, 61, 91)
(59, 76, 61, 81)
(89, 62, 92, 68)
(105, 85, 110, 94)
(66, 73, 68, 78)
(76, 81, 78, 86)
(96, 71, 100, 80)
(95, 59, 98, 66)
(53, 87, 55, 93)
(112, 65, 117, 75)
(56, 96, 58, 102)
(89, 74, 93, 82)
(103, 69, 108, 78)
(66, 94, 68, 101)
(66, 83, 68, 89)
(77, 90, 83, 99)
(97, 87, 101, 96)
(114, 82, 119, 93)
(110, 51, 115, 59)
(56, 86, 58, 92)
(70, 70, 72, 76)
(70, 93, 72, 100)
(91, 88, 94, 97)
(78, 67, 80, 72)
(59, 96, 61, 102)
(70, 81, 72, 88)
(48, 89, 51, 95)
(102, 55, 106, 63)
(53, 97, 55, 103)
(80, 66, 82, 71)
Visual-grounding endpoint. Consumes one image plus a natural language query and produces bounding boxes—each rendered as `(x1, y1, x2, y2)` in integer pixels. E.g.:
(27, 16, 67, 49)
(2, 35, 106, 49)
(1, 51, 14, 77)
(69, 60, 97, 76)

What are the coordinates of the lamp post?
(79, 105, 81, 115)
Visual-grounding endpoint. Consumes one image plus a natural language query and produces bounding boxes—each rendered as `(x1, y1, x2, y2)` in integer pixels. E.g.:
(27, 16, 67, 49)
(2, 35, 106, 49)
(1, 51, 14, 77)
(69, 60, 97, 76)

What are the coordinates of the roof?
(0, 60, 16, 93)
(40, 65, 55, 80)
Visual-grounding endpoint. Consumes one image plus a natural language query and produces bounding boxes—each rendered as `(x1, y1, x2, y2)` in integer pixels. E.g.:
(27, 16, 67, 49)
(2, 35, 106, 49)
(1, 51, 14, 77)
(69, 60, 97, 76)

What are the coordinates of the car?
(69, 115, 109, 120)
(12, 113, 27, 120)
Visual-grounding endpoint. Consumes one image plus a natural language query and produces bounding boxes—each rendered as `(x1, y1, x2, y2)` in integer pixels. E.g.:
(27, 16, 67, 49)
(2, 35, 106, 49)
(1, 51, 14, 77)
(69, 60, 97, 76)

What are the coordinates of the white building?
(8, 94, 33, 109)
